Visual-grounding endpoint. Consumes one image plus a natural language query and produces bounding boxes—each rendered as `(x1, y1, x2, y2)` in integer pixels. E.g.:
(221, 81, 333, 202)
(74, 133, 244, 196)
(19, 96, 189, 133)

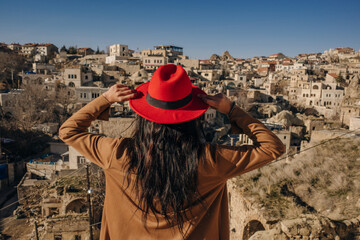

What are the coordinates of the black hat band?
(146, 92, 193, 110)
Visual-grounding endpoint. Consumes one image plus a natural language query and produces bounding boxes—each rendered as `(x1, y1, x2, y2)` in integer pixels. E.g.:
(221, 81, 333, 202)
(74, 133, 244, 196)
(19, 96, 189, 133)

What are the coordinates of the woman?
(59, 64, 285, 240)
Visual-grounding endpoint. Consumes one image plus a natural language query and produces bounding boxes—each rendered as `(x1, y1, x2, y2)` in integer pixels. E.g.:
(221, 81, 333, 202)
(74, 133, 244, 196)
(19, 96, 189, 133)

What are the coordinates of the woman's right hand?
(198, 93, 233, 115)
(102, 84, 137, 104)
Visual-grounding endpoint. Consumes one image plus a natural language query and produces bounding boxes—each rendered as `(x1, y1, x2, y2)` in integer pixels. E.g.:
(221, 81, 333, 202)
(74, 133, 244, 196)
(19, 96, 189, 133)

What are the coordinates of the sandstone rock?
(249, 228, 288, 240)
(266, 110, 304, 128)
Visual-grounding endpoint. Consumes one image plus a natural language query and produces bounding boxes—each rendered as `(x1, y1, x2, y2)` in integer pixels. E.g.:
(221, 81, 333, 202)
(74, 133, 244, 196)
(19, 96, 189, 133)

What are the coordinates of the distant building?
(21, 43, 58, 58)
(77, 47, 94, 56)
(21, 43, 37, 57)
(143, 55, 168, 70)
(109, 44, 129, 57)
(35, 43, 58, 57)
(75, 86, 108, 105)
(69, 146, 90, 169)
(7, 43, 21, 52)
(63, 66, 93, 87)
(268, 53, 287, 60)
(141, 45, 183, 63)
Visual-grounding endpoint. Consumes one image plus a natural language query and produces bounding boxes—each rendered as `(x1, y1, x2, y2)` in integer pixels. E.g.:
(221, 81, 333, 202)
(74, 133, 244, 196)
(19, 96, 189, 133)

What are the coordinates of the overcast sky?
(1, 0, 359, 59)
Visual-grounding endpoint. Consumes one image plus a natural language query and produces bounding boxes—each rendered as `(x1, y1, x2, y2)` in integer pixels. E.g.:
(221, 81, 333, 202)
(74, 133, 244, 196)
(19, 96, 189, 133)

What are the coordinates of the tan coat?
(59, 95, 285, 240)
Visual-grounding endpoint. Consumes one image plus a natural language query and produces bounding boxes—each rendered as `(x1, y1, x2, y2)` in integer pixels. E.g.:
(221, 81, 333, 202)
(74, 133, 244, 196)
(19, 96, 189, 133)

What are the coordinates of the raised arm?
(198, 93, 285, 180)
(59, 84, 137, 169)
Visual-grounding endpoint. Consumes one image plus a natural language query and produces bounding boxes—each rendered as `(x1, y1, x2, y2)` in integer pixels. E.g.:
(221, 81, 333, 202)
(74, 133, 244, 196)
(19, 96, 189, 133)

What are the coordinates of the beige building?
(21, 43, 37, 57)
(7, 43, 21, 52)
(32, 63, 56, 74)
(75, 86, 108, 105)
(195, 69, 221, 81)
(77, 47, 94, 56)
(143, 55, 168, 70)
(349, 116, 360, 131)
(69, 146, 90, 169)
(141, 45, 183, 63)
(63, 66, 93, 87)
(109, 44, 129, 57)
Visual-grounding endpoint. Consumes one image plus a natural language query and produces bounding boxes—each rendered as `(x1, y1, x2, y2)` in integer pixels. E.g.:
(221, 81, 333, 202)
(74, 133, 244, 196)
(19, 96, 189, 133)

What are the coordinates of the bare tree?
(5, 83, 77, 131)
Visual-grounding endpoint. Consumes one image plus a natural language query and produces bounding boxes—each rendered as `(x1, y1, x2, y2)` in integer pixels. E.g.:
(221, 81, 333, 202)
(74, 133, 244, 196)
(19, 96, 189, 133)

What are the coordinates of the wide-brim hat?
(129, 64, 209, 124)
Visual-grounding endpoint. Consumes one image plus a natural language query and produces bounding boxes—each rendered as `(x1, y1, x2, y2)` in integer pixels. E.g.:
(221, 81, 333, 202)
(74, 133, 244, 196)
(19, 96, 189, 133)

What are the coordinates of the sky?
(0, 0, 359, 59)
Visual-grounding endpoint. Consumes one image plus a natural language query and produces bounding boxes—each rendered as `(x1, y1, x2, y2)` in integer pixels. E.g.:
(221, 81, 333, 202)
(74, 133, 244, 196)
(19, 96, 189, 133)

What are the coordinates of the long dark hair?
(126, 115, 206, 235)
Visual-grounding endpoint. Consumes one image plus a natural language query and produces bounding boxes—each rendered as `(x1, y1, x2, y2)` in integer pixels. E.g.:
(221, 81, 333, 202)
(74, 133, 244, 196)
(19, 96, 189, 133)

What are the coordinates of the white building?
(109, 44, 129, 57)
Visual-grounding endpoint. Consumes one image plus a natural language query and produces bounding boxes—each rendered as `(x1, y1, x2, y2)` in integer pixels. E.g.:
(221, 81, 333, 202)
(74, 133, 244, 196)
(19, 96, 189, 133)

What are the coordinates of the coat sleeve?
(211, 105, 286, 180)
(59, 95, 122, 169)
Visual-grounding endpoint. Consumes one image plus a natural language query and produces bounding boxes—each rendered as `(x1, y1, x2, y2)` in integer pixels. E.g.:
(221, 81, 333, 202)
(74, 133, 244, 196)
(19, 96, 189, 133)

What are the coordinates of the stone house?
(74, 86, 108, 105)
(7, 43, 21, 52)
(35, 43, 58, 57)
(21, 43, 37, 57)
(142, 55, 168, 70)
(63, 66, 93, 87)
(77, 47, 95, 56)
(109, 44, 129, 57)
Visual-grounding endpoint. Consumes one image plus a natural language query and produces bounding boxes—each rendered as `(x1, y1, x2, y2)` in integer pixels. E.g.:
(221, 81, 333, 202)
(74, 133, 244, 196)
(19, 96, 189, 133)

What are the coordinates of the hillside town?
(0, 42, 360, 239)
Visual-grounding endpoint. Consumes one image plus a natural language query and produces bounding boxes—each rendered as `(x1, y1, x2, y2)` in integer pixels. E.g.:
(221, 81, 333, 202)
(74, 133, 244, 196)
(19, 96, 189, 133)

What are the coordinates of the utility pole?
(86, 164, 94, 240)
(34, 220, 39, 240)
(11, 70, 14, 87)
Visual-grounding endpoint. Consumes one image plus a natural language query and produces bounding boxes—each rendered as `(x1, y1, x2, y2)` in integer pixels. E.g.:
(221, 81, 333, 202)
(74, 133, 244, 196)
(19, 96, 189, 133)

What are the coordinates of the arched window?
(242, 220, 265, 240)
(65, 199, 87, 213)
(69, 82, 75, 87)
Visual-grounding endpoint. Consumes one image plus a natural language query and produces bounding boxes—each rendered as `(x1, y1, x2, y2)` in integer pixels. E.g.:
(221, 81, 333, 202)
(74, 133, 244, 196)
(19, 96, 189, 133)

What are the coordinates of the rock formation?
(266, 110, 304, 128)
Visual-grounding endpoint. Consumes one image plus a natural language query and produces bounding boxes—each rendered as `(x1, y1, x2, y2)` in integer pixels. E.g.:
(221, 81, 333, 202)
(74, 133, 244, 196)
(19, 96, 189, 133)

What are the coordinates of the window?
(77, 156, 86, 164)
(75, 235, 81, 240)
(80, 93, 83, 98)
(284, 136, 286, 139)
(84, 93, 87, 98)
(54, 234, 62, 240)
(85, 75, 88, 80)
(74, 75, 77, 79)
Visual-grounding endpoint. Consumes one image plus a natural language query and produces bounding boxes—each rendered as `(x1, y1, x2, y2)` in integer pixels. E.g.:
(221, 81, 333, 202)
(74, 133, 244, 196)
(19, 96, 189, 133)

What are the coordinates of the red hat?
(129, 64, 209, 124)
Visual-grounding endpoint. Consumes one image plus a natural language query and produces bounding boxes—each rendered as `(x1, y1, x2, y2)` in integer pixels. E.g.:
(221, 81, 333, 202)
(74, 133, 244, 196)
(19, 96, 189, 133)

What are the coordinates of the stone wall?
(249, 215, 360, 240)
(228, 180, 275, 240)
(228, 178, 360, 240)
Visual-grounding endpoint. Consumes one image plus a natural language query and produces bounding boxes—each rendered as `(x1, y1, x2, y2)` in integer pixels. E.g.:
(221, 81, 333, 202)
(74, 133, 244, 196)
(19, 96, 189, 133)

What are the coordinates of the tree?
(96, 46, 100, 54)
(4, 83, 78, 131)
(335, 75, 348, 87)
(68, 46, 77, 54)
(60, 45, 68, 53)
(0, 51, 30, 88)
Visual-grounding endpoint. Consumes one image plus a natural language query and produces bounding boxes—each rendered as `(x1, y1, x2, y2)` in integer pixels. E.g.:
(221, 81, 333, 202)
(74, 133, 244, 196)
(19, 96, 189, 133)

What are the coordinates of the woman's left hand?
(102, 84, 138, 104)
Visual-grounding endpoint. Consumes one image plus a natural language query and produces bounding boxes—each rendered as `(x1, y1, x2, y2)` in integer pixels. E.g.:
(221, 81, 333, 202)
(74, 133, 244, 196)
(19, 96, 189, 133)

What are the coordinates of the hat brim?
(129, 82, 209, 124)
